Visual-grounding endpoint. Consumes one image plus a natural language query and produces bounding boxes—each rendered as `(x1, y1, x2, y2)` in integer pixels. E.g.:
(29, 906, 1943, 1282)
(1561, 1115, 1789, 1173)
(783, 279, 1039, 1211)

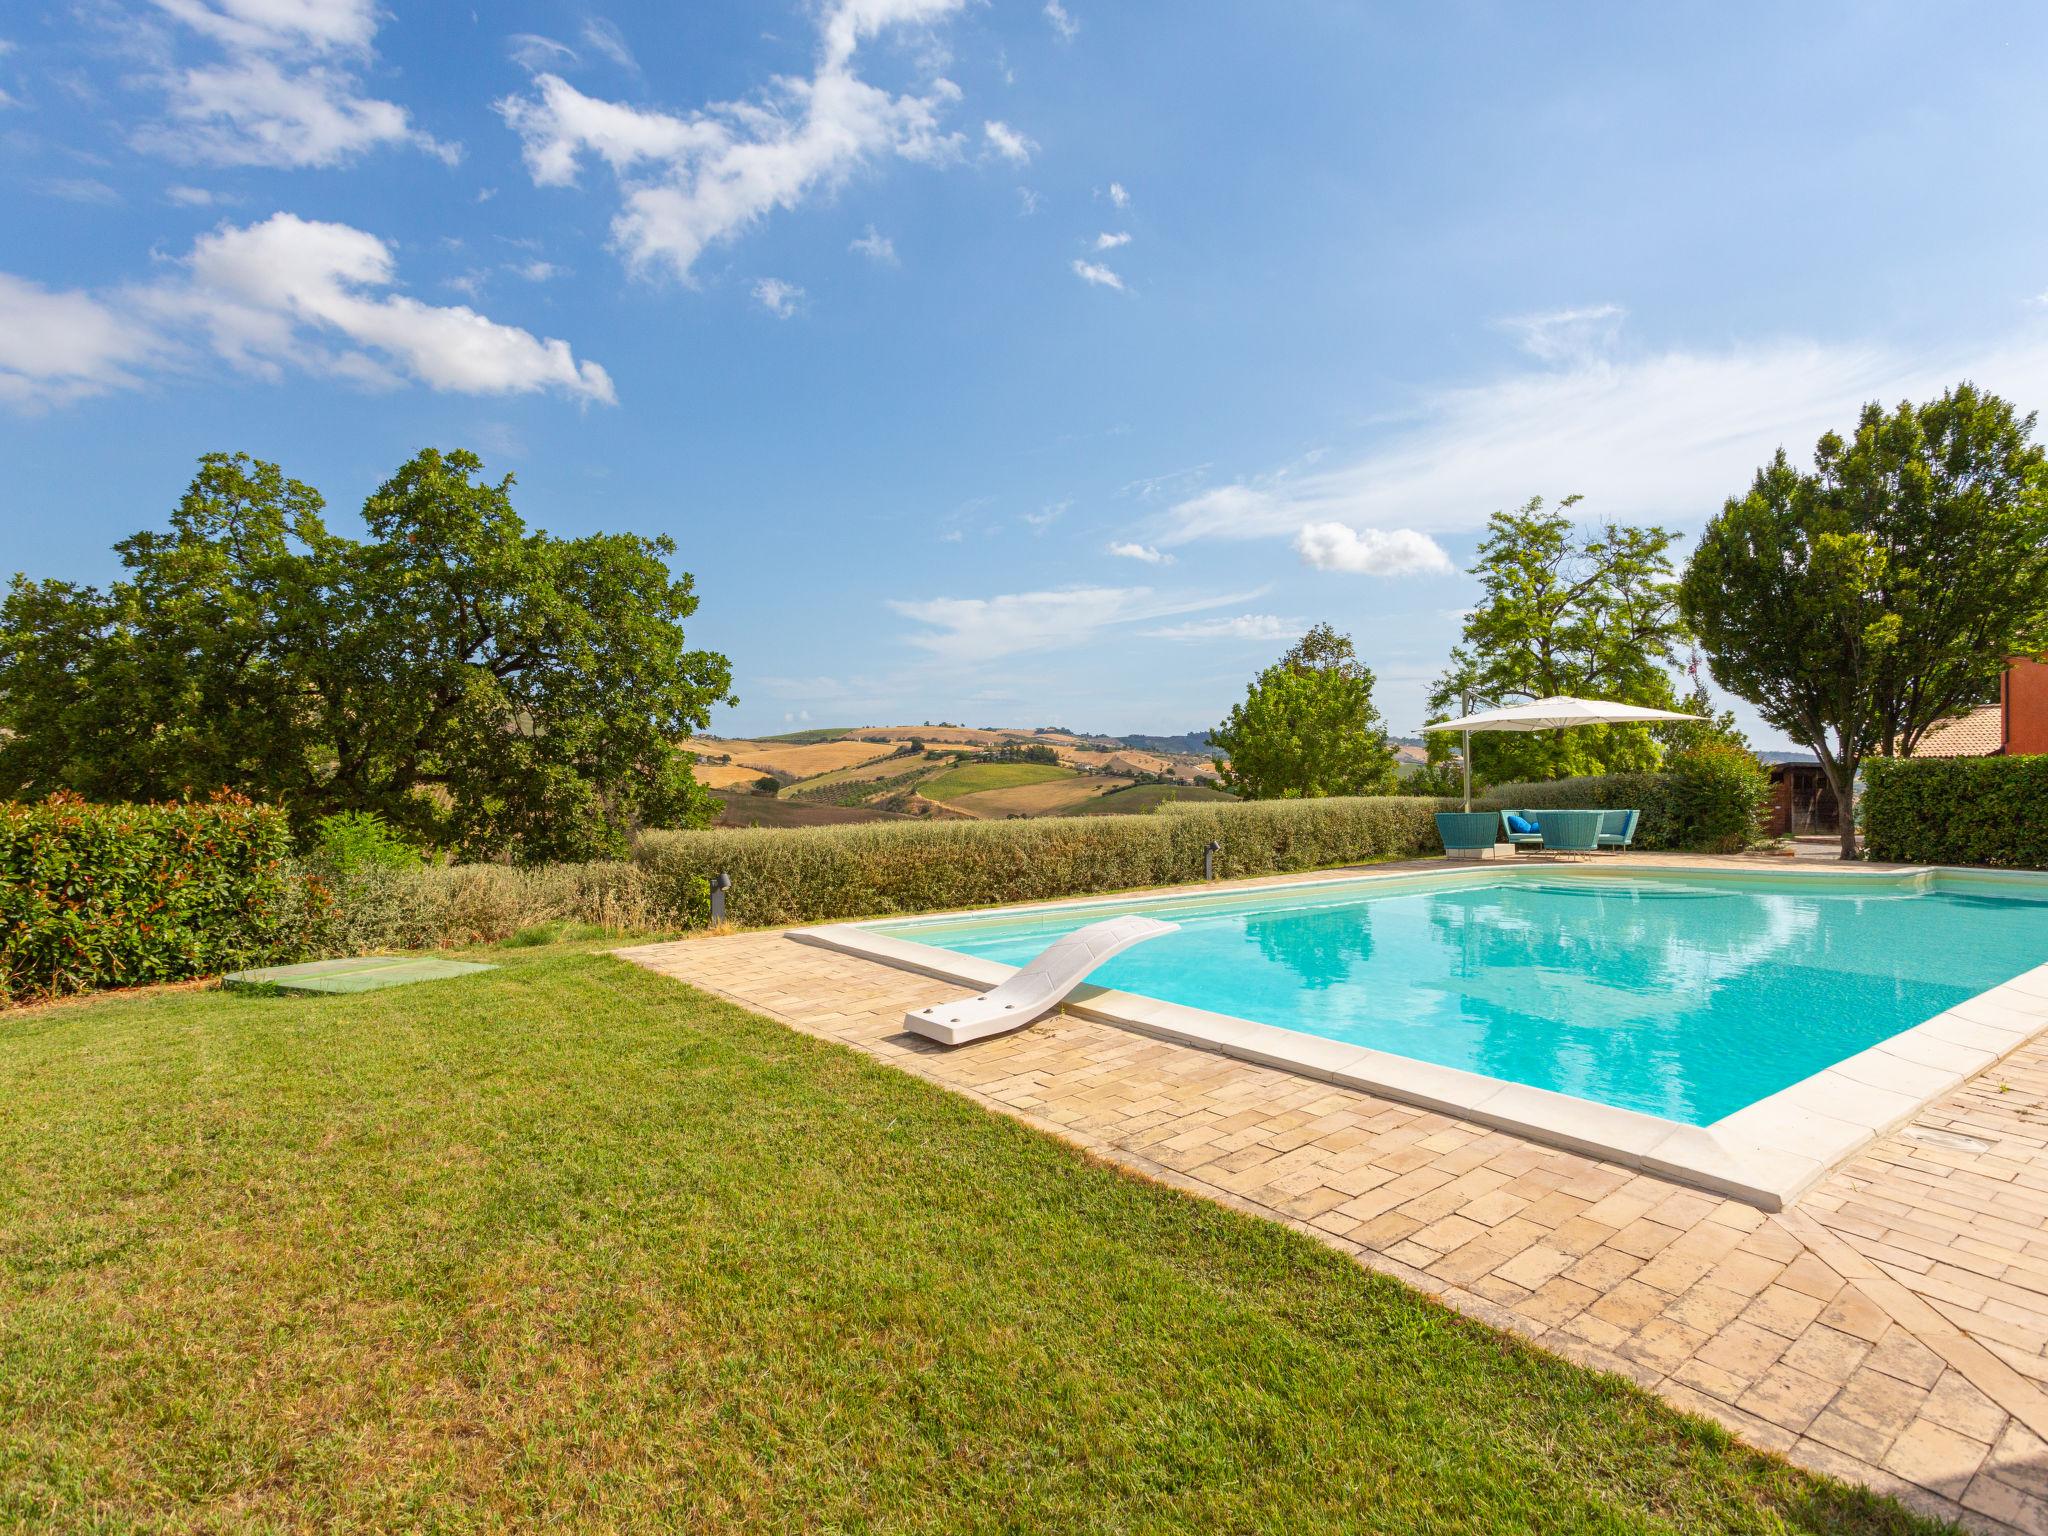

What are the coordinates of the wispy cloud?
(1106, 180, 1129, 208)
(508, 33, 577, 71)
(34, 177, 122, 205)
(1071, 258, 1123, 290)
(0, 212, 612, 411)
(1108, 540, 1172, 565)
(1294, 522, 1454, 576)
(751, 277, 804, 318)
(1043, 1, 1079, 42)
(1094, 230, 1130, 250)
(983, 118, 1035, 164)
(165, 183, 228, 206)
(1151, 325, 2048, 548)
(1016, 187, 1042, 216)
(850, 224, 898, 264)
(497, 0, 968, 282)
(580, 17, 638, 73)
(1498, 302, 1627, 365)
(888, 584, 1262, 662)
(1145, 613, 1301, 642)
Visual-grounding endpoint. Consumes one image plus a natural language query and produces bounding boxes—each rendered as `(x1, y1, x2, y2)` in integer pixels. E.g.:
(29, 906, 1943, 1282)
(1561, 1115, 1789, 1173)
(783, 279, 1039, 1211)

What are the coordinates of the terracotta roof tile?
(1907, 703, 2003, 758)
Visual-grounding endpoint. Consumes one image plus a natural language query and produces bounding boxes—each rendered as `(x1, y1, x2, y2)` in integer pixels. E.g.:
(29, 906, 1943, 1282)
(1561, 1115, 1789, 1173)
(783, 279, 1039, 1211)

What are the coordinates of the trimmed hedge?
(2, 794, 298, 1002)
(1862, 755, 2048, 869)
(4, 794, 1441, 998)
(1484, 745, 1770, 855)
(294, 859, 675, 955)
(634, 796, 1442, 929)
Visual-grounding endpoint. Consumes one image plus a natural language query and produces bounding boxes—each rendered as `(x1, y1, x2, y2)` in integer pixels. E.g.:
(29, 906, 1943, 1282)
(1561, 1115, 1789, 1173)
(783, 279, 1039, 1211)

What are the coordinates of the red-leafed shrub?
(1, 793, 301, 1002)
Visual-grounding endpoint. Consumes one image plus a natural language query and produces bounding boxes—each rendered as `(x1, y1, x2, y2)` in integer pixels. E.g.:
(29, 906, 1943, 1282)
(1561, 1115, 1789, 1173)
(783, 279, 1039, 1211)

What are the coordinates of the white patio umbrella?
(1422, 695, 1702, 811)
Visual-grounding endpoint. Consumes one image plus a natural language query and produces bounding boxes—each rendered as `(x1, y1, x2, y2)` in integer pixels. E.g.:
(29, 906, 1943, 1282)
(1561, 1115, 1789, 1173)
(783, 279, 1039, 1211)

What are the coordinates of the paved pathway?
(619, 859, 2048, 1533)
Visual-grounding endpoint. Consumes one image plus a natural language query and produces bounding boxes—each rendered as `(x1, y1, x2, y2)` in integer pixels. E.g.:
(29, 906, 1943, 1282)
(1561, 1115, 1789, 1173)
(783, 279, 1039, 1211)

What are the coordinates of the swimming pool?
(803, 864, 2048, 1207)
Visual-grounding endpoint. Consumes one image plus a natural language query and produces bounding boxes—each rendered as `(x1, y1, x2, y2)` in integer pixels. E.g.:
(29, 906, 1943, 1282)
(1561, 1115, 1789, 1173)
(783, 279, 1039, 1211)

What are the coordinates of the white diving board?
(904, 915, 1180, 1045)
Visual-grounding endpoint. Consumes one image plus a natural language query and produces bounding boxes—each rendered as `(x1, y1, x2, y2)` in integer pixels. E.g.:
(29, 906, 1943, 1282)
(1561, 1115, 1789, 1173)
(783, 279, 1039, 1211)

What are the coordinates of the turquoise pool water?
(870, 871, 2048, 1125)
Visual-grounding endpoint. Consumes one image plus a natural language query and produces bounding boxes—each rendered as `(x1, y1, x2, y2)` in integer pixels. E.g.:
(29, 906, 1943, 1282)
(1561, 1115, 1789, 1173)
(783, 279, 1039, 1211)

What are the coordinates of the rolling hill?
(685, 723, 1229, 824)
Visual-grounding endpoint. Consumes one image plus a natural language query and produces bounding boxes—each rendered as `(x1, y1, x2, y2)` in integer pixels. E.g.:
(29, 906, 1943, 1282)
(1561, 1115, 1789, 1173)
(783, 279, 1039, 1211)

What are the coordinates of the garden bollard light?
(1204, 840, 1222, 881)
(710, 872, 731, 923)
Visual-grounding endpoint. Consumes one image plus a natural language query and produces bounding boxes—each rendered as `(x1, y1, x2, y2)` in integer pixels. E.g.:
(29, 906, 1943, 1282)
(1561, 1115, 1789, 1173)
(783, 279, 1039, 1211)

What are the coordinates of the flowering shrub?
(1, 793, 298, 1002)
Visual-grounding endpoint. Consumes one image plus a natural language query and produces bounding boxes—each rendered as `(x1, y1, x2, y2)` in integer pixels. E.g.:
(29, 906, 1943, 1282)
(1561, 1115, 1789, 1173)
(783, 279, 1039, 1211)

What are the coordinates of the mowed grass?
(0, 948, 1935, 1535)
(919, 760, 1074, 802)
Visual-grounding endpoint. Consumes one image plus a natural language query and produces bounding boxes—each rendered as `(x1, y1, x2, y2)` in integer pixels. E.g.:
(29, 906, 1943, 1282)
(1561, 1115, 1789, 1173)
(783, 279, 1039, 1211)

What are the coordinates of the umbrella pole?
(1460, 691, 1473, 813)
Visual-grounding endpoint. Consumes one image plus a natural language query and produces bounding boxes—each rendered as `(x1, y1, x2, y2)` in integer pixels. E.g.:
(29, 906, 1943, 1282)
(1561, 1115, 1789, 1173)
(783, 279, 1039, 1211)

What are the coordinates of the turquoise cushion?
(1505, 814, 1539, 835)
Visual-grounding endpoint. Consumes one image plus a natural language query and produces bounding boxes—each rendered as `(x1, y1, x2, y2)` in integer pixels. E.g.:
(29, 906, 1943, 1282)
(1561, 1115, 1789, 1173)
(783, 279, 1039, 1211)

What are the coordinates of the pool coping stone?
(793, 860, 2048, 1211)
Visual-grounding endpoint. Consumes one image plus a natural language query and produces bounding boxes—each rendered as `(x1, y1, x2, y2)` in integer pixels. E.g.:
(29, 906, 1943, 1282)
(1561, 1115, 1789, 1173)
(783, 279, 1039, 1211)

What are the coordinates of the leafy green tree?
(1680, 384, 2048, 858)
(1428, 496, 1688, 783)
(0, 449, 734, 861)
(1211, 625, 1397, 798)
(1655, 676, 1750, 755)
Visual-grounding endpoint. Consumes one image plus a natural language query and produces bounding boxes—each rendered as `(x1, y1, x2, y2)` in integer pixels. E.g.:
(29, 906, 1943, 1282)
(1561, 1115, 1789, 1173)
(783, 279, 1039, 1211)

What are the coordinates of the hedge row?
(4, 794, 1446, 1000)
(1483, 745, 1770, 854)
(295, 859, 676, 956)
(2, 794, 298, 1002)
(1862, 755, 2048, 869)
(633, 796, 1443, 929)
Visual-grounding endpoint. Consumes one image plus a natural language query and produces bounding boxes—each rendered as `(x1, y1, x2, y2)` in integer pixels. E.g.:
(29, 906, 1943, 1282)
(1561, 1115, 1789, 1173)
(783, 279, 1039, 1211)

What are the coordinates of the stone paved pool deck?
(619, 854, 2048, 1534)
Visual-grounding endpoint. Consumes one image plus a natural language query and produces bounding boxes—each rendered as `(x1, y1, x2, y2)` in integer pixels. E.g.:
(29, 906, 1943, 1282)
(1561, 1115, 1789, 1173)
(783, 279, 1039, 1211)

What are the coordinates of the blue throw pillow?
(1505, 814, 1539, 835)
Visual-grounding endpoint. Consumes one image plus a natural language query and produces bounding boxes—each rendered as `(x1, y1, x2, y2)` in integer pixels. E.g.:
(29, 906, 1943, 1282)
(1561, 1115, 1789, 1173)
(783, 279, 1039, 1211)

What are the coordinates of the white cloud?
(1016, 186, 1042, 216)
(983, 118, 1035, 164)
(508, 33, 576, 71)
(1094, 230, 1130, 250)
(1294, 522, 1455, 577)
(850, 224, 898, 264)
(0, 212, 612, 411)
(165, 184, 227, 206)
(36, 177, 123, 205)
(511, 260, 562, 282)
(139, 0, 455, 168)
(1108, 540, 1172, 565)
(888, 584, 1261, 663)
(1106, 180, 1128, 207)
(1498, 302, 1627, 365)
(497, 0, 969, 282)
(1043, 1, 1079, 42)
(580, 17, 638, 73)
(1071, 258, 1123, 290)
(1153, 325, 2048, 549)
(751, 277, 803, 317)
(1145, 614, 1302, 643)
(0, 274, 159, 408)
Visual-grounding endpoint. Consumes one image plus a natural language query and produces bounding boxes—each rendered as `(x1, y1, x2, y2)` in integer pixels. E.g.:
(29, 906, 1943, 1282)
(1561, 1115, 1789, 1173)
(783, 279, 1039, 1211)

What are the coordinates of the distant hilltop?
(684, 724, 1231, 829)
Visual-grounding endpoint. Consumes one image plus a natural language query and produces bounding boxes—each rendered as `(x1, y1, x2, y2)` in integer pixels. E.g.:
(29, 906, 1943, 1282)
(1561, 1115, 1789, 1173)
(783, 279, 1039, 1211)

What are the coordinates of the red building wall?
(2007, 658, 2048, 756)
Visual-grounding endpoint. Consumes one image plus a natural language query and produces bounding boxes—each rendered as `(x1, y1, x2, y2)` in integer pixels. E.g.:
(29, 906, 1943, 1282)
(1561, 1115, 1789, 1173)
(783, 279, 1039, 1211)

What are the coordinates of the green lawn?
(919, 760, 1073, 801)
(0, 945, 1933, 1534)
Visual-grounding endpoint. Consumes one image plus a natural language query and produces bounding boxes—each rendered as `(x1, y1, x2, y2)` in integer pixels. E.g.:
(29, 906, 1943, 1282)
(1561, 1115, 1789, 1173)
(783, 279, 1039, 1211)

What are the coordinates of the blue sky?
(6, 2, 2048, 745)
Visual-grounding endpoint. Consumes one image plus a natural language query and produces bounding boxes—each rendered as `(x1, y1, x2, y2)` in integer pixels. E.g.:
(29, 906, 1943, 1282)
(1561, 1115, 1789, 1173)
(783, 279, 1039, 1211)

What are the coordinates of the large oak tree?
(1679, 384, 2048, 858)
(0, 449, 734, 861)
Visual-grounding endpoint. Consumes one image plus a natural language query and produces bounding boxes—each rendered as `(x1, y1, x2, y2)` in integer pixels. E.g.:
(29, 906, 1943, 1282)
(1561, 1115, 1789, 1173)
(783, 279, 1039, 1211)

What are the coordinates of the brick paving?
(619, 861, 2048, 1533)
